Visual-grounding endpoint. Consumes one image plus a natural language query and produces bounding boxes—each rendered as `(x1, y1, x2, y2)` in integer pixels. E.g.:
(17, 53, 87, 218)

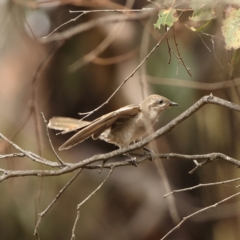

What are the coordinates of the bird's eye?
(158, 99, 164, 104)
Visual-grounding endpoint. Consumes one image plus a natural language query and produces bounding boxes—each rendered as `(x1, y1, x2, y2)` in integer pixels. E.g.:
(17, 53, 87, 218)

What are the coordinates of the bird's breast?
(99, 114, 150, 147)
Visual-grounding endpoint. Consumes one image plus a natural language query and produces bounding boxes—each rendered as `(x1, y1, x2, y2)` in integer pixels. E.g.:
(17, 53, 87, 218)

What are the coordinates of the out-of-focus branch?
(77, 28, 171, 119)
(160, 191, 240, 240)
(71, 167, 114, 240)
(41, 9, 157, 43)
(34, 169, 83, 239)
(147, 76, 240, 90)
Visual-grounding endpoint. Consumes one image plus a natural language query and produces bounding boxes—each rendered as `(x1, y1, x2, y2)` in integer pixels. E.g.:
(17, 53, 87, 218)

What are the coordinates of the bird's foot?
(127, 157, 138, 167)
(143, 147, 155, 161)
(124, 153, 138, 167)
(99, 160, 107, 173)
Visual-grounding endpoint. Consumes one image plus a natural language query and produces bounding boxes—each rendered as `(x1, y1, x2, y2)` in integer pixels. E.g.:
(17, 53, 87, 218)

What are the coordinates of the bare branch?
(34, 169, 83, 238)
(0, 95, 240, 182)
(147, 76, 240, 91)
(44, 8, 155, 39)
(158, 152, 240, 168)
(188, 159, 209, 174)
(172, 26, 192, 77)
(40, 112, 65, 166)
(78, 28, 171, 118)
(1, 43, 63, 154)
(0, 133, 61, 168)
(69, 21, 125, 71)
(71, 168, 114, 240)
(164, 177, 240, 197)
(160, 191, 240, 240)
(0, 153, 25, 159)
(69, 8, 154, 14)
(41, 9, 157, 43)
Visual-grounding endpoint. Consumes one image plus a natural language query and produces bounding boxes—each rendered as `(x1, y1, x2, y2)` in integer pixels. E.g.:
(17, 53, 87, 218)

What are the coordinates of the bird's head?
(140, 94, 179, 120)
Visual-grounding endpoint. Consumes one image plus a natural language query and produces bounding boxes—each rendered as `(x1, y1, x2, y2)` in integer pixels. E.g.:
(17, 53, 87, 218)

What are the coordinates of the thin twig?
(147, 76, 240, 90)
(0, 133, 61, 167)
(42, 9, 157, 43)
(2, 43, 62, 153)
(0, 95, 240, 181)
(34, 169, 83, 238)
(188, 159, 209, 174)
(160, 191, 240, 240)
(43, 12, 85, 39)
(40, 112, 65, 166)
(44, 8, 155, 40)
(78, 28, 171, 118)
(69, 21, 125, 71)
(198, 33, 224, 69)
(0, 153, 25, 159)
(69, 8, 154, 13)
(158, 152, 240, 168)
(172, 26, 192, 77)
(71, 168, 114, 240)
(92, 47, 138, 65)
(165, 26, 172, 64)
(164, 177, 240, 197)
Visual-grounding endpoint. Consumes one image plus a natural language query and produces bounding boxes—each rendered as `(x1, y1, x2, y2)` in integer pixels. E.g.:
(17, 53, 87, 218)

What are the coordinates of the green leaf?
(229, 49, 240, 77)
(154, 8, 177, 29)
(222, 8, 240, 50)
(190, 0, 222, 21)
(185, 20, 211, 32)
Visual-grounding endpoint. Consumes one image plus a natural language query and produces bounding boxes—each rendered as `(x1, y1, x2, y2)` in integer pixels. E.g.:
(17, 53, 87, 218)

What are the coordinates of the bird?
(48, 95, 178, 151)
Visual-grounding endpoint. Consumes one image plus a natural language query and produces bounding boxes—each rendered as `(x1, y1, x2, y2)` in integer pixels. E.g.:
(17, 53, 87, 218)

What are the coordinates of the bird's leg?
(143, 147, 155, 161)
(124, 153, 138, 167)
(99, 160, 108, 173)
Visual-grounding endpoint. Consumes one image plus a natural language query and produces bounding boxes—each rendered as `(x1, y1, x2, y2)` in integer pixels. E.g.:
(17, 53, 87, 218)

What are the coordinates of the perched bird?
(48, 95, 178, 150)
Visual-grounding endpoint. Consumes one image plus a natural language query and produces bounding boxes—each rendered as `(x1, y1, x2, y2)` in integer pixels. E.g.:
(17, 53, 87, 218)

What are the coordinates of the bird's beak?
(169, 101, 179, 107)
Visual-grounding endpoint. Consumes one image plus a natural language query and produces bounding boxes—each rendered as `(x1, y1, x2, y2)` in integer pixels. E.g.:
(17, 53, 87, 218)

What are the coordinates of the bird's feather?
(59, 104, 140, 150)
(48, 117, 90, 134)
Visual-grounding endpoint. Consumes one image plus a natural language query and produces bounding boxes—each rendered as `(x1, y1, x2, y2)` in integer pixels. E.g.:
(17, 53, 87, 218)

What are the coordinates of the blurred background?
(0, 0, 240, 239)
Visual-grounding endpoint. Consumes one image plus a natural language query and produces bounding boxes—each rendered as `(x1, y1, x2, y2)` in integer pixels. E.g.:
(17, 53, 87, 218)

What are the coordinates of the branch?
(41, 112, 65, 166)
(77, 28, 171, 118)
(147, 76, 240, 90)
(0, 153, 25, 159)
(0, 133, 61, 167)
(44, 8, 154, 39)
(69, 21, 125, 71)
(34, 169, 83, 239)
(41, 9, 157, 43)
(76, 8, 190, 120)
(160, 191, 240, 240)
(164, 177, 240, 197)
(71, 168, 114, 240)
(158, 152, 240, 168)
(0, 94, 240, 181)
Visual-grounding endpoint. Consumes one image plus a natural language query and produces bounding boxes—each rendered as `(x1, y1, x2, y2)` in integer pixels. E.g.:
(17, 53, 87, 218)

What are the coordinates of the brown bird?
(48, 95, 178, 150)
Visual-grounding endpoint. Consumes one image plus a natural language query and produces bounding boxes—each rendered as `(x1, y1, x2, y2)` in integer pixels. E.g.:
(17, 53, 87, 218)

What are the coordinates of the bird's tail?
(48, 117, 90, 134)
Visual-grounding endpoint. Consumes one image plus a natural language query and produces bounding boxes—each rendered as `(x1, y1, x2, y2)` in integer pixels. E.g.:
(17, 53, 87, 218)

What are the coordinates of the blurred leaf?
(154, 8, 177, 29)
(190, 0, 223, 21)
(229, 49, 240, 77)
(222, 8, 240, 50)
(185, 19, 211, 32)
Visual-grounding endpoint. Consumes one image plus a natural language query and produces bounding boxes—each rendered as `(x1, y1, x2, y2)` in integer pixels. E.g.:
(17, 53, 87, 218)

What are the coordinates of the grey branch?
(164, 177, 240, 197)
(158, 152, 240, 168)
(34, 169, 83, 239)
(160, 191, 240, 240)
(42, 9, 157, 43)
(0, 94, 240, 182)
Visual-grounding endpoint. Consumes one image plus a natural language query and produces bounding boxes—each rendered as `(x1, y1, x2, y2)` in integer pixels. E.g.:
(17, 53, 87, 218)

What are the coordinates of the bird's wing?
(48, 117, 91, 134)
(59, 104, 140, 150)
